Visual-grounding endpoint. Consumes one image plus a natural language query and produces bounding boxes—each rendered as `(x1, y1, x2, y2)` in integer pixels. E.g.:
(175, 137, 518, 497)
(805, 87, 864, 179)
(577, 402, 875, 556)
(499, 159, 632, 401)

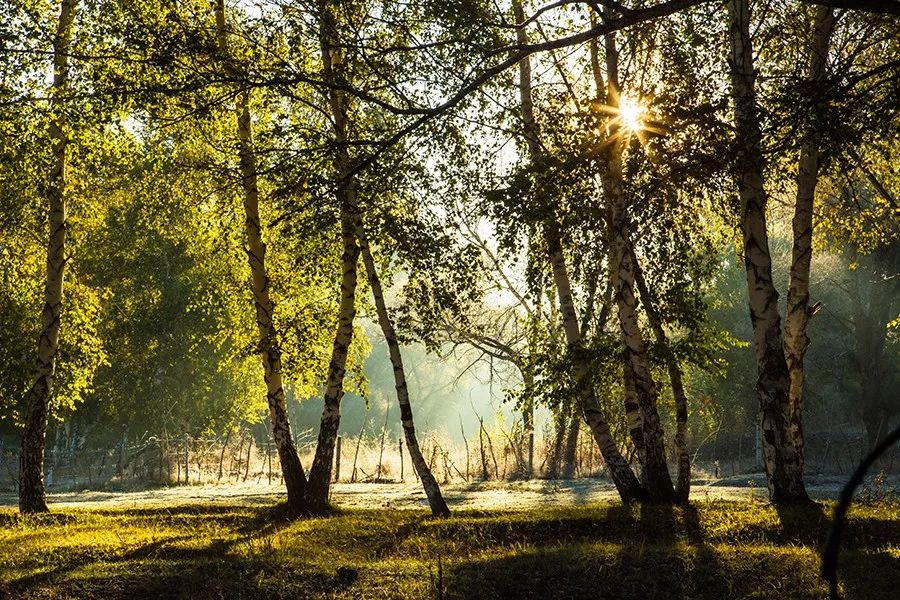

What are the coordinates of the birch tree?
(355, 221, 450, 515)
(18, 0, 79, 514)
(597, 8, 675, 502)
(213, 0, 309, 515)
(513, 0, 642, 502)
(783, 6, 836, 474)
(728, 0, 810, 504)
(305, 1, 363, 512)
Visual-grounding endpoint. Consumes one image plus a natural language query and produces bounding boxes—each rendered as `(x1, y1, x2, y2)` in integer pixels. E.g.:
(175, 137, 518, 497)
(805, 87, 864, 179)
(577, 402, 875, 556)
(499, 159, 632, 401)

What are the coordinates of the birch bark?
(601, 16, 674, 502)
(728, 0, 809, 504)
(784, 6, 836, 472)
(19, 0, 78, 514)
(513, 0, 641, 501)
(306, 1, 361, 511)
(356, 222, 450, 516)
(213, 0, 308, 514)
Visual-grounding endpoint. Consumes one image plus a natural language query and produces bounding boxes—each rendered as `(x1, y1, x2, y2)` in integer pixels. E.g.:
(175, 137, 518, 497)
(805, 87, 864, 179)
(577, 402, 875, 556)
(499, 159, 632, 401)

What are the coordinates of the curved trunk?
(306, 210, 359, 511)
(729, 0, 809, 504)
(214, 0, 308, 515)
(356, 220, 450, 516)
(514, 0, 640, 501)
(602, 25, 674, 502)
(306, 3, 360, 512)
(19, 0, 78, 515)
(784, 6, 835, 473)
(633, 260, 691, 503)
(548, 230, 642, 500)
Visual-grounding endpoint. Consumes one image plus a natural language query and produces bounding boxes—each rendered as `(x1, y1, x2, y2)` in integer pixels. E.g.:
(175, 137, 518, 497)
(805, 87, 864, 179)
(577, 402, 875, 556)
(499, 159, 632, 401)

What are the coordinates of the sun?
(618, 96, 645, 133)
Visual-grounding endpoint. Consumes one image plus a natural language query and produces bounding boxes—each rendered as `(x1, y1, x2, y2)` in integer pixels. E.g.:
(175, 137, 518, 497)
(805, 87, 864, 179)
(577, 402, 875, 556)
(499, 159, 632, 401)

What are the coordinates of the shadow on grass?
(841, 550, 900, 600)
(6, 501, 900, 599)
(9, 554, 340, 600)
(0, 511, 79, 527)
(6, 533, 348, 600)
(437, 503, 731, 600)
(3, 505, 348, 599)
(439, 505, 731, 600)
(441, 502, 898, 599)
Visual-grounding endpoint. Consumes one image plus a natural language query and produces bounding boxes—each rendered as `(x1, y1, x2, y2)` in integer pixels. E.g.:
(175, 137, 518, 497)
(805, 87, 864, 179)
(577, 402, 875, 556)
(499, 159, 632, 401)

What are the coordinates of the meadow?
(2, 497, 899, 599)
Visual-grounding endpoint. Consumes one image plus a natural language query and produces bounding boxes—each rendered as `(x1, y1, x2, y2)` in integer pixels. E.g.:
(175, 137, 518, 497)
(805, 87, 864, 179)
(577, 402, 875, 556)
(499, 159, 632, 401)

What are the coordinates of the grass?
(1, 499, 899, 599)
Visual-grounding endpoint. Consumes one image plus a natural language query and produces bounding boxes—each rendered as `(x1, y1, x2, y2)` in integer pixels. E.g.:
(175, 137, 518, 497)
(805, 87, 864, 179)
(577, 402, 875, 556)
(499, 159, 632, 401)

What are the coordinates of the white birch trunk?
(214, 0, 308, 514)
(784, 6, 835, 474)
(19, 0, 78, 514)
(728, 0, 809, 504)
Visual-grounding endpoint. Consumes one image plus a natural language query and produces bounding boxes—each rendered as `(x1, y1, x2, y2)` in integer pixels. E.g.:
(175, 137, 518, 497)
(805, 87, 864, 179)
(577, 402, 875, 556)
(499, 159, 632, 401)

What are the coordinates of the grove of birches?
(0, 0, 898, 519)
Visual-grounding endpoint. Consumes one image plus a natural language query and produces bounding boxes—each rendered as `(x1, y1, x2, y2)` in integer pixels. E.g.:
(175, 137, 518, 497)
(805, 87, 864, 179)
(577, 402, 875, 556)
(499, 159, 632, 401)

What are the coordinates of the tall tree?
(18, 0, 79, 514)
(355, 220, 450, 516)
(598, 8, 675, 502)
(728, 0, 809, 504)
(513, 0, 642, 502)
(213, 0, 308, 515)
(306, 0, 362, 512)
(633, 261, 692, 503)
(783, 6, 836, 471)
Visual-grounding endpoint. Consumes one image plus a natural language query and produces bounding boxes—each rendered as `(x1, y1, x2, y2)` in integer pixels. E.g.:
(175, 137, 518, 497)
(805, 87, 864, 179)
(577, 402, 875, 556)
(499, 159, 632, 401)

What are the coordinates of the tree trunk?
(513, 0, 640, 502)
(548, 230, 642, 500)
(214, 0, 308, 515)
(622, 365, 645, 475)
(633, 260, 691, 503)
(19, 0, 78, 515)
(306, 3, 361, 512)
(561, 409, 581, 479)
(784, 6, 835, 473)
(599, 21, 675, 503)
(548, 410, 566, 478)
(356, 223, 450, 516)
(522, 367, 535, 478)
(728, 0, 809, 505)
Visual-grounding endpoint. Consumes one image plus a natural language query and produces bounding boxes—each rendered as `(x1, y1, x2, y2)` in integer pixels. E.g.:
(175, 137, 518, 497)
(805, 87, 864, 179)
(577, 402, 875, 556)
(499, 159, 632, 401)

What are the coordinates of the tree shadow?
(4, 505, 349, 599)
(840, 549, 900, 600)
(7, 532, 348, 599)
(773, 501, 829, 545)
(440, 502, 733, 599)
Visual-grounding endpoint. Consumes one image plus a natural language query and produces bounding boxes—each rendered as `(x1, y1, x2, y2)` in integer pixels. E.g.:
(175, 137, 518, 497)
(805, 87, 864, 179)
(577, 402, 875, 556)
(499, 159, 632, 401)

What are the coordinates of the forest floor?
(0, 473, 887, 511)
(1, 497, 899, 599)
(1, 477, 899, 599)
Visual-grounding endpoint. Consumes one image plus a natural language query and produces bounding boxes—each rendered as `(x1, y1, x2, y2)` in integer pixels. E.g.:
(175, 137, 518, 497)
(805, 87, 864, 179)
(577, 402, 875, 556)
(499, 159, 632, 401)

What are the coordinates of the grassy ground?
(1, 499, 899, 599)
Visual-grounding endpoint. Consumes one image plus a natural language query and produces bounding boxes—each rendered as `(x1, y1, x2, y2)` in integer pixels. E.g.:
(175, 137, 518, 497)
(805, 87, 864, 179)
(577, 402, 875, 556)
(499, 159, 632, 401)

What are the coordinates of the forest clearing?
(0, 475, 892, 511)
(2, 0, 898, 597)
